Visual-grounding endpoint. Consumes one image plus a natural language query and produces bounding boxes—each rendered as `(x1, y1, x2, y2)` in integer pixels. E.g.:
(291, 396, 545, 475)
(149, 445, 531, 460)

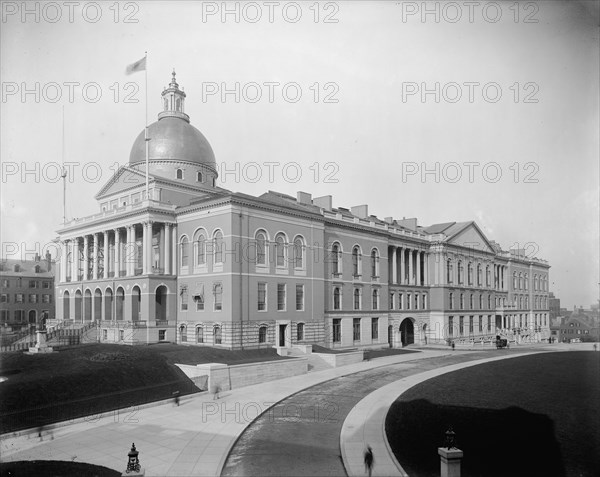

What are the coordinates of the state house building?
(54, 72, 551, 349)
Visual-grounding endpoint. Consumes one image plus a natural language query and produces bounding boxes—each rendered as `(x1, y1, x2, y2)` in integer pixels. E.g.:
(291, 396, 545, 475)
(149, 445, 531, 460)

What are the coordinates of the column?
(424, 253, 429, 285)
(71, 238, 78, 281)
(408, 249, 414, 285)
(145, 221, 154, 274)
(391, 248, 397, 285)
(159, 224, 165, 273)
(103, 231, 109, 279)
(501, 266, 505, 291)
(114, 228, 121, 277)
(171, 224, 177, 274)
(142, 222, 148, 275)
(164, 223, 171, 275)
(126, 226, 133, 276)
(61, 240, 68, 282)
(416, 251, 422, 286)
(400, 247, 405, 285)
(92, 233, 99, 280)
(83, 235, 89, 280)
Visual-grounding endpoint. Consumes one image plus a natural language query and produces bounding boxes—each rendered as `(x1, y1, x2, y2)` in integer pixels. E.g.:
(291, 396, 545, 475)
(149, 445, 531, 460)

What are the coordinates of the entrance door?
(495, 315, 502, 329)
(279, 324, 287, 347)
(400, 318, 414, 346)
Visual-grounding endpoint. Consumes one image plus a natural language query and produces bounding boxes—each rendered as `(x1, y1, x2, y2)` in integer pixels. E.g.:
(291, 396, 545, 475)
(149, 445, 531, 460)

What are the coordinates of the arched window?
(297, 323, 304, 341)
(486, 265, 491, 287)
(487, 295, 491, 309)
(524, 274, 529, 290)
(422, 294, 427, 309)
(477, 264, 482, 286)
(332, 243, 341, 275)
(458, 261, 464, 284)
(467, 262, 473, 285)
(176, 168, 183, 180)
(194, 231, 206, 266)
(255, 231, 267, 266)
(196, 326, 203, 343)
(447, 259, 453, 283)
(180, 236, 189, 268)
(213, 283, 223, 311)
(518, 273, 523, 290)
(275, 233, 286, 268)
(176, 98, 181, 111)
(370, 249, 379, 278)
(213, 325, 222, 345)
(372, 289, 379, 310)
(513, 272, 517, 289)
(353, 288, 361, 310)
(293, 236, 304, 269)
(213, 231, 223, 264)
(197, 171, 203, 182)
(333, 287, 341, 310)
(179, 325, 187, 342)
(352, 246, 361, 277)
(258, 325, 267, 344)
(449, 292, 454, 310)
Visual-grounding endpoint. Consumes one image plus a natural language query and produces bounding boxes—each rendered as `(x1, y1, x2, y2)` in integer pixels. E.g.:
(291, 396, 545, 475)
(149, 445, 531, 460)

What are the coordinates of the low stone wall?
(176, 357, 308, 393)
(312, 350, 364, 367)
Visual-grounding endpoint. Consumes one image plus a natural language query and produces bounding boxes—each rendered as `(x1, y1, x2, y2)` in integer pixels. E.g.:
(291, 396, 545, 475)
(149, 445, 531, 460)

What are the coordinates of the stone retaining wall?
(312, 350, 364, 367)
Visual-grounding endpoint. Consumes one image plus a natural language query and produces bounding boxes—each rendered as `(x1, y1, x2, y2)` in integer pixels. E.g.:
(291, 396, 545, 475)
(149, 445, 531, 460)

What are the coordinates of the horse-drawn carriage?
(495, 336, 508, 349)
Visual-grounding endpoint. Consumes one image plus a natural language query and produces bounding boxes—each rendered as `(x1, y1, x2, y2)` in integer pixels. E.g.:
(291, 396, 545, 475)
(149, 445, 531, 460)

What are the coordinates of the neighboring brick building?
(0, 252, 56, 332)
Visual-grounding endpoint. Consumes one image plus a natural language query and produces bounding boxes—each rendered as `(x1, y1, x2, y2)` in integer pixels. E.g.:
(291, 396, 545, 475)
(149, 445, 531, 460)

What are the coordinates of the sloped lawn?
(0, 343, 288, 434)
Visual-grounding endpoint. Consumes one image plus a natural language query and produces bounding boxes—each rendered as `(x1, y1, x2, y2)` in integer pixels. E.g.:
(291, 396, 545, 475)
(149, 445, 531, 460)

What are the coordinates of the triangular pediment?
(446, 222, 495, 254)
(95, 166, 153, 199)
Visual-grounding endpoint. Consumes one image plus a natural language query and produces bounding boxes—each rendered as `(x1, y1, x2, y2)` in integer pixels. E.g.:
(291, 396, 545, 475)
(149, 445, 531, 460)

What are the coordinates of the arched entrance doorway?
(116, 287, 125, 321)
(104, 288, 113, 321)
(400, 318, 414, 346)
(132, 286, 141, 322)
(28, 310, 37, 325)
(94, 289, 102, 322)
(84, 289, 92, 321)
(155, 286, 167, 321)
(74, 290, 82, 322)
(63, 290, 70, 320)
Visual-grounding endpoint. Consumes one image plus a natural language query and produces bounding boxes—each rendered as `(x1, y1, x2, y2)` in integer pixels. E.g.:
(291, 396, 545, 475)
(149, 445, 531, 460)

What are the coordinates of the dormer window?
(197, 172, 203, 182)
(176, 169, 184, 180)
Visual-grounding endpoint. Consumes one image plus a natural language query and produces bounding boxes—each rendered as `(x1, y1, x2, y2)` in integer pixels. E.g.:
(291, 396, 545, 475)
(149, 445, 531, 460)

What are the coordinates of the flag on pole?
(125, 56, 146, 75)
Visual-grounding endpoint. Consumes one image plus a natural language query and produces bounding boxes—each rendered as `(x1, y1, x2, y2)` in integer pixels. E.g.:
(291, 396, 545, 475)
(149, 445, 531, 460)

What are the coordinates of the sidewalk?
(0, 349, 454, 476)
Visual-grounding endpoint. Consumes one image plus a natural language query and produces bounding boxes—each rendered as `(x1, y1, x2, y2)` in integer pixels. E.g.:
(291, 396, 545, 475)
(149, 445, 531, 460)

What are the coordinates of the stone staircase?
(288, 346, 334, 373)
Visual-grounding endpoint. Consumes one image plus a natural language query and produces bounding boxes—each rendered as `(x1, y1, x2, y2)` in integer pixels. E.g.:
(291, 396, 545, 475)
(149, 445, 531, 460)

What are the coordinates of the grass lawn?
(0, 343, 289, 434)
(385, 351, 600, 477)
(0, 460, 121, 476)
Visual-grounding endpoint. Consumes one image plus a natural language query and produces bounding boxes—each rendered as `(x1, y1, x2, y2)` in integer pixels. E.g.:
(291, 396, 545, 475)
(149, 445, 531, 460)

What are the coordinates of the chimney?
(350, 204, 368, 219)
(297, 191, 312, 205)
(313, 195, 332, 211)
(46, 251, 52, 272)
(397, 217, 418, 231)
(384, 217, 394, 224)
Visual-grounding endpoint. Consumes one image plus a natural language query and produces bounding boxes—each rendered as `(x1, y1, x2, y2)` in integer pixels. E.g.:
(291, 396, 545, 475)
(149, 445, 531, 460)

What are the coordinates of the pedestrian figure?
(212, 384, 220, 400)
(594, 344, 597, 352)
(173, 390, 180, 407)
(38, 424, 44, 441)
(364, 445, 374, 477)
(451, 341, 455, 351)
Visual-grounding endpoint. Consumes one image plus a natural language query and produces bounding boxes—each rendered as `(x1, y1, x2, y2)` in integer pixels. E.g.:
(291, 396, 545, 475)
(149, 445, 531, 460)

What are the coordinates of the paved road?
(221, 350, 532, 477)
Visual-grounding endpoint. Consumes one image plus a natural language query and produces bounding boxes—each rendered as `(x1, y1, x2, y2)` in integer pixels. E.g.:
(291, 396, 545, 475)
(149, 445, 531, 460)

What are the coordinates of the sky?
(1, 0, 598, 309)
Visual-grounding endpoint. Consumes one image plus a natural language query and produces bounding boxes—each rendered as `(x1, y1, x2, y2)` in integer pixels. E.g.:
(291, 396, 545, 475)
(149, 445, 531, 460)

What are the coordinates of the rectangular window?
(478, 315, 483, 333)
(42, 281, 50, 289)
(389, 293, 394, 310)
(371, 317, 379, 340)
(296, 284, 304, 311)
(399, 293, 403, 310)
(16, 293, 24, 303)
(102, 329, 107, 340)
(159, 330, 166, 341)
(332, 318, 341, 343)
(29, 280, 37, 288)
(422, 294, 427, 309)
(449, 316, 454, 336)
(119, 330, 124, 341)
(258, 282, 267, 311)
(469, 316, 474, 334)
(0, 294, 8, 303)
(42, 294, 50, 303)
(414, 294, 419, 310)
(333, 287, 341, 310)
(353, 318, 361, 341)
(15, 310, 24, 322)
(297, 322, 304, 341)
(353, 288, 361, 310)
(196, 295, 204, 311)
(0, 310, 9, 322)
(180, 287, 188, 311)
(29, 294, 37, 303)
(1, 279, 9, 287)
(407, 293, 411, 310)
(459, 316, 464, 335)
(213, 283, 223, 311)
(277, 284, 286, 311)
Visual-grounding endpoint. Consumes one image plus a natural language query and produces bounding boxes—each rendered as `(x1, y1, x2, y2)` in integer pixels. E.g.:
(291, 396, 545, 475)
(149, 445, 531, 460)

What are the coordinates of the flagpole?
(62, 105, 67, 225)
(144, 51, 149, 202)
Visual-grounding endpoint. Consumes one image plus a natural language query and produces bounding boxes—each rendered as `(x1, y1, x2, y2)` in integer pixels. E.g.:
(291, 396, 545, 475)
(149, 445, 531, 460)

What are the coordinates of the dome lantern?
(159, 69, 189, 122)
